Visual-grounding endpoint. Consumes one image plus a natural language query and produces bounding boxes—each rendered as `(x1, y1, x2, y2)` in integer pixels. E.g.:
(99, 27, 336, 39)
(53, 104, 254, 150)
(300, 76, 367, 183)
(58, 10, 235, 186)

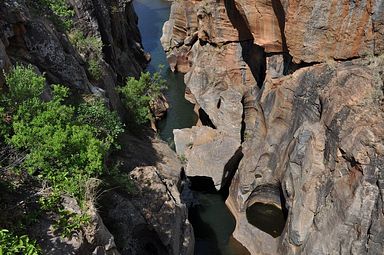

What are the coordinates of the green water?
(133, 1, 249, 254)
(189, 192, 250, 255)
(133, 0, 197, 143)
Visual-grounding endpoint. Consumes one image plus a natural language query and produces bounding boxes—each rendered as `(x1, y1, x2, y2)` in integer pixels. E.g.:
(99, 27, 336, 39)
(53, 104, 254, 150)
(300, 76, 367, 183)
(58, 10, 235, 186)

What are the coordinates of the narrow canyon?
(0, 0, 383, 254)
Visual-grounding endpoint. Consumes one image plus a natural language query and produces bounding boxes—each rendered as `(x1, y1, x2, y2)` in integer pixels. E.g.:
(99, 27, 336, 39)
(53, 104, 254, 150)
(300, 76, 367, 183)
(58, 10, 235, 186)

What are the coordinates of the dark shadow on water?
(157, 70, 197, 143)
(134, 0, 197, 143)
(188, 177, 250, 255)
(246, 203, 286, 238)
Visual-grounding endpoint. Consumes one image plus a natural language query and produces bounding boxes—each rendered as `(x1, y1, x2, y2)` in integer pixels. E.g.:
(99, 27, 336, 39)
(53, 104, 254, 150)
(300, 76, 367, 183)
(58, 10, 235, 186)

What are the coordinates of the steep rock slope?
(0, 1, 192, 254)
(162, 0, 269, 189)
(162, 0, 384, 254)
(229, 59, 384, 254)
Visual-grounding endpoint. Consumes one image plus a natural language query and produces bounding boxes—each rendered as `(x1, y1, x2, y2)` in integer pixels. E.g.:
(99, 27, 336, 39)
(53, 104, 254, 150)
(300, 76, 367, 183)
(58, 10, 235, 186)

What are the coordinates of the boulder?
(174, 126, 241, 189)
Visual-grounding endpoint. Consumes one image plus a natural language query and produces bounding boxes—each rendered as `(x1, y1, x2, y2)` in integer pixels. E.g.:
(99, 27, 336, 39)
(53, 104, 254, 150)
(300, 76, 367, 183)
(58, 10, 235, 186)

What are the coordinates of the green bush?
(77, 98, 124, 148)
(118, 71, 167, 124)
(0, 229, 41, 255)
(69, 30, 103, 80)
(38, 0, 74, 31)
(1, 66, 123, 229)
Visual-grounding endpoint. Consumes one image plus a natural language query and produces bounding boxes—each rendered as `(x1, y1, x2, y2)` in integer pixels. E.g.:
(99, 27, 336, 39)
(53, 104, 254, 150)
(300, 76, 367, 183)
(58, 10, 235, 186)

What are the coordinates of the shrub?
(118, 71, 167, 124)
(1, 66, 124, 235)
(4, 65, 45, 104)
(69, 30, 103, 80)
(77, 98, 124, 148)
(0, 229, 41, 255)
(39, 0, 74, 31)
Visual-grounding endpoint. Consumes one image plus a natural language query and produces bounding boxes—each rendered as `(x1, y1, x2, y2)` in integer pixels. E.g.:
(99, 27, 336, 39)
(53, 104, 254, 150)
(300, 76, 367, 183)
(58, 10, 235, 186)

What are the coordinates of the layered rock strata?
(284, 0, 384, 63)
(162, 0, 384, 254)
(229, 59, 384, 254)
(164, 0, 269, 189)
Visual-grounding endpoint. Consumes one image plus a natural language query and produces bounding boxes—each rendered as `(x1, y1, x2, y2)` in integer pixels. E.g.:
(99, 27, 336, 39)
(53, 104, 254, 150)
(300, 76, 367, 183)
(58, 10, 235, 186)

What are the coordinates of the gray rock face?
(69, 0, 148, 79)
(0, 0, 90, 90)
(228, 59, 384, 254)
(101, 135, 195, 255)
(0, 1, 192, 255)
(174, 126, 241, 189)
(29, 195, 120, 255)
(0, 0, 148, 91)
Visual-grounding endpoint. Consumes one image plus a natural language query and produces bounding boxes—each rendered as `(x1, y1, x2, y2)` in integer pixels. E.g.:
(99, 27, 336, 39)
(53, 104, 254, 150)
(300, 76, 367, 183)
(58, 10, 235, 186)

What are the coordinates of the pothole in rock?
(245, 184, 287, 238)
(246, 202, 286, 238)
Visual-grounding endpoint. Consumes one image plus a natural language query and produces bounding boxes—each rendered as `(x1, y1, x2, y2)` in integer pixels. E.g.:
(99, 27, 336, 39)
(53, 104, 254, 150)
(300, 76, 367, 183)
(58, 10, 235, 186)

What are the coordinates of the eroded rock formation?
(101, 135, 194, 255)
(162, 0, 384, 254)
(0, 1, 192, 254)
(229, 58, 384, 254)
(284, 0, 384, 63)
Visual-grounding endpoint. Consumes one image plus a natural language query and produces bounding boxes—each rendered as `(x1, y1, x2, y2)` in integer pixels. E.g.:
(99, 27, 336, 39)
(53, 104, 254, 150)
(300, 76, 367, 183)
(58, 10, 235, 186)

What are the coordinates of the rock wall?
(0, 1, 193, 254)
(284, 0, 384, 63)
(162, 0, 384, 254)
(229, 59, 384, 254)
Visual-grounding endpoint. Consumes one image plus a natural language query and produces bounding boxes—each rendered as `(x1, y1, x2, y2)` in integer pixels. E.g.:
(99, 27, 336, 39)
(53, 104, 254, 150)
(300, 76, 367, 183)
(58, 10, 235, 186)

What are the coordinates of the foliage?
(0, 229, 41, 255)
(1, 66, 124, 237)
(118, 71, 167, 124)
(37, 0, 74, 31)
(69, 30, 103, 80)
(77, 98, 124, 148)
(53, 210, 91, 238)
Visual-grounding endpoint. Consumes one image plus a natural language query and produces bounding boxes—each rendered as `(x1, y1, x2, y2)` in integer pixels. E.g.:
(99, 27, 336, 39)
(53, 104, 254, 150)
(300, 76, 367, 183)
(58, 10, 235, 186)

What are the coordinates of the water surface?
(133, 0, 197, 143)
(133, 1, 248, 254)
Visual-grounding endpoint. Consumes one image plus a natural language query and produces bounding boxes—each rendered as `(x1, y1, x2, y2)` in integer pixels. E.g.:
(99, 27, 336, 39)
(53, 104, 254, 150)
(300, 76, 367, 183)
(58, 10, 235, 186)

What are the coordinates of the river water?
(133, 0, 249, 254)
(133, 0, 197, 143)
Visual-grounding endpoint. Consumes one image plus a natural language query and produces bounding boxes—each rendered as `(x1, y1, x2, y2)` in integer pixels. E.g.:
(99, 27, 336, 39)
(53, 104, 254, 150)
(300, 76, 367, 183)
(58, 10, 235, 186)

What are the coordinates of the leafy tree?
(1, 65, 123, 202)
(118, 71, 167, 124)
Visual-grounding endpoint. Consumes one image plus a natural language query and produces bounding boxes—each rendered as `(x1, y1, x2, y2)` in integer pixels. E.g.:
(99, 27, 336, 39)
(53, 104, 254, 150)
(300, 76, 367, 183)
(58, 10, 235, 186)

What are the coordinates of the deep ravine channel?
(133, 0, 249, 254)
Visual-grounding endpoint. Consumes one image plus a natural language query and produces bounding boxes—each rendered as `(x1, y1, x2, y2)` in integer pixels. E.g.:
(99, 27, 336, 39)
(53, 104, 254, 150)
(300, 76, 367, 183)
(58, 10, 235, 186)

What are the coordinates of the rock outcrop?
(228, 58, 384, 254)
(101, 135, 194, 255)
(0, 1, 191, 254)
(0, 0, 148, 111)
(162, 0, 384, 254)
(164, 0, 267, 190)
(284, 0, 384, 63)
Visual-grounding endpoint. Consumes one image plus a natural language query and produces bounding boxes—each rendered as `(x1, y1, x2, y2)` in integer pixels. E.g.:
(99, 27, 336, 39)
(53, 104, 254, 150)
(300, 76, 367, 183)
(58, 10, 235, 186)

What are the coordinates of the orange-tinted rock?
(235, 0, 284, 52)
(161, 0, 284, 73)
(285, 0, 384, 63)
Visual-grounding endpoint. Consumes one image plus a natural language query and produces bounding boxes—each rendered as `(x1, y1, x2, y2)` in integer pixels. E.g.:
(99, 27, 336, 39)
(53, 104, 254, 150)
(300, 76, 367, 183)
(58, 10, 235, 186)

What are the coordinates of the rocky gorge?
(161, 0, 384, 254)
(0, 0, 383, 254)
(0, 0, 193, 254)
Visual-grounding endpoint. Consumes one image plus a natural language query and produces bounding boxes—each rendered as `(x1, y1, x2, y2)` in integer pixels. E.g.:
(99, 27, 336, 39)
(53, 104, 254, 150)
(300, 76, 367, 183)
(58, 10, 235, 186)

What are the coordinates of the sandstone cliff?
(162, 0, 384, 254)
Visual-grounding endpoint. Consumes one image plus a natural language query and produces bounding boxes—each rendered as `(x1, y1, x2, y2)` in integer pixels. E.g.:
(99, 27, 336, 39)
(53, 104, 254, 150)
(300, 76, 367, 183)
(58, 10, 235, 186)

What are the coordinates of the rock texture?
(0, 1, 191, 255)
(69, 0, 148, 80)
(228, 58, 384, 254)
(284, 0, 384, 63)
(164, 0, 267, 190)
(0, 0, 148, 115)
(30, 196, 120, 255)
(101, 135, 194, 255)
(162, 0, 384, 254)
(161, 0, 284, 73)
